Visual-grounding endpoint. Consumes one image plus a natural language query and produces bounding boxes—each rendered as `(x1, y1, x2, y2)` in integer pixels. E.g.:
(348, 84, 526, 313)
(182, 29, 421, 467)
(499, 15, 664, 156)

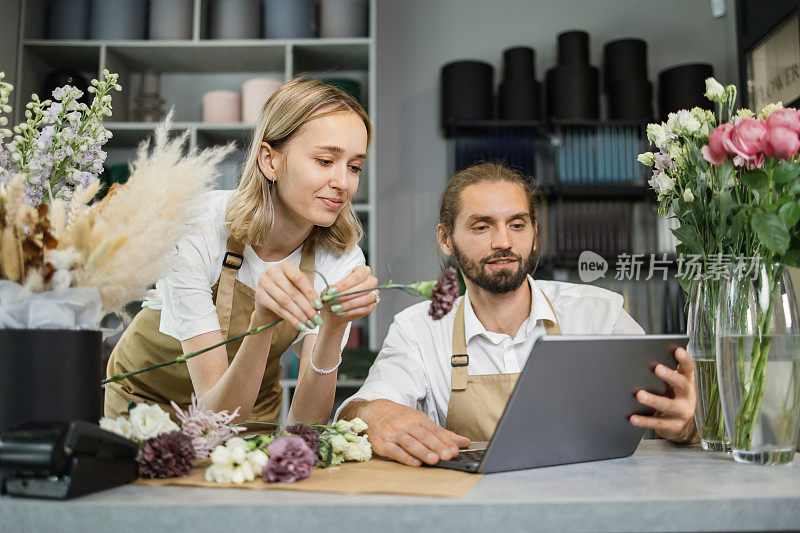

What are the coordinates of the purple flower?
(429, 267, 459, 320)
(171, 394, 243, 459)
(261, 436, 317, 483)
(285, 422, 321, 455)
(138, 430, 197, 479)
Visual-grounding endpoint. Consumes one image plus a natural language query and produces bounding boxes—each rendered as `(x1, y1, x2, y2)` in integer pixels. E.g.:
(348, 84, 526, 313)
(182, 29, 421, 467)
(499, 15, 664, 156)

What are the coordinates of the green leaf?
(779, 202, 800, 229)
(751, 211, 791, 254)
(714, 160, 734, 190)
(773, 161, 800, 184)
(742, 169, 769, 190)
(783, 248, 800, 268)
(672, 225, 704, 255)
(788, 178, 800, 196)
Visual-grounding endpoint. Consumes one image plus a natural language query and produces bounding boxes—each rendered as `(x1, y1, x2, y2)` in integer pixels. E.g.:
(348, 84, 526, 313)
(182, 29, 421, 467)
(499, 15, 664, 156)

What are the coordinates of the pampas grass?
(61, 114, 234, 312)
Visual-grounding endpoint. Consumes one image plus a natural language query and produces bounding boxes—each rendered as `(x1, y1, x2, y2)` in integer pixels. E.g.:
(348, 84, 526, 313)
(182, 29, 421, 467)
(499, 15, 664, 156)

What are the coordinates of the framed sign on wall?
(745, 11, 800, 110)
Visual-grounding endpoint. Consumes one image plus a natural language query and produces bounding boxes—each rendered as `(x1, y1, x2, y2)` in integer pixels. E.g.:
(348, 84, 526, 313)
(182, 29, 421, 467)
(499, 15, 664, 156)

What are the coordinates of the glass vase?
(686, 278, 730, 451)
(717, 262, 800, 465)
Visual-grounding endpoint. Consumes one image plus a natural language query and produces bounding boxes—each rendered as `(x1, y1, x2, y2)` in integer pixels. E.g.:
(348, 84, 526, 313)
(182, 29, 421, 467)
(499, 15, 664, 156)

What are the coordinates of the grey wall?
(373, 0, 739, 341)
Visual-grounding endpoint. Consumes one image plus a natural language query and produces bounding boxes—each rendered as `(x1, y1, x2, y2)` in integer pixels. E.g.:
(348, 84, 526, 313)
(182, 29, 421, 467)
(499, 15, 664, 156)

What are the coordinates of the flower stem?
(101, 318, 281, 385)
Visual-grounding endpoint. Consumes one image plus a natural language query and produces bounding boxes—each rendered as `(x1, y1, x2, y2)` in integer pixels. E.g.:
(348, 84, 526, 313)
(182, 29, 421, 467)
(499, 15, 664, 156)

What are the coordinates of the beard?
(451, 241, 536, 294)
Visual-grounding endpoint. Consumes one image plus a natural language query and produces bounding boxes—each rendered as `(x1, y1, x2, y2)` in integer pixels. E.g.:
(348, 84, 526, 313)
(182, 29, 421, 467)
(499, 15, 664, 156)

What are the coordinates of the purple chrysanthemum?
(171, 394, 243, 459)
(261, 436, 317, 483)
(285, 423, 321, 455)
(429, 267, 459, 320)
(138, 430, 197, 479)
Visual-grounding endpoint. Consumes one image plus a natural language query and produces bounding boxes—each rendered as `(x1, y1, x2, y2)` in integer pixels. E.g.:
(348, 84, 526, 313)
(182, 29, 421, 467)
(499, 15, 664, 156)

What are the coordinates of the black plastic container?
(546, 64, 600, 120)
(603, 39, 648, 89)
(503, 47, 536, 80)
(499, 79, 541, 120)
(658, 63, 714, 120)
(557, 31, 590, 65)
(608, 79, 653, 121)
(0, 329, 103, 432)
(441, 60, 494, 132)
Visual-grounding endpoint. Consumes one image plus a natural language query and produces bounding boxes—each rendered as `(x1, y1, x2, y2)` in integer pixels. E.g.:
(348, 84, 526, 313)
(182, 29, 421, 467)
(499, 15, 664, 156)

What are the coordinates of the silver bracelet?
(309, 352, 342, 375)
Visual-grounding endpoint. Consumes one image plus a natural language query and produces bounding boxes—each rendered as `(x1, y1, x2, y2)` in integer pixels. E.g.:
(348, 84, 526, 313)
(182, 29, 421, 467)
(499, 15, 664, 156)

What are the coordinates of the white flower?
(247, 449, 268, 469)
(683, 188, 695, 203)
(343, 436, 372, 462)
(647, 123, 671, 150)
(671, 110, 701, 136)
(350, 417, 368, 433)
(334, 419, 353, 433)
(205, 439, 268, 484)
(704, 77, 725, 102)
(736, 108, 754, 119)
(99, 416, 136, 441)
(637, 152, 655, 166)
(205, 464, 233, 483)
(760, 102, 783, 119)
(330, 433, 349, 453)
(128, 403, 179, 441)
(210, 444, 234, 466)
(649, 171, 675, 195)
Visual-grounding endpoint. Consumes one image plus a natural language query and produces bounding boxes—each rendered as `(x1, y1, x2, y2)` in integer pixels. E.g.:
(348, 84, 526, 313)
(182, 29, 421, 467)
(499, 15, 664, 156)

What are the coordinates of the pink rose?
(702, 122, 735, 165)
(763, 126, 800, 160)
(766, 108, 800, 133)
(727, 118, 767, 167)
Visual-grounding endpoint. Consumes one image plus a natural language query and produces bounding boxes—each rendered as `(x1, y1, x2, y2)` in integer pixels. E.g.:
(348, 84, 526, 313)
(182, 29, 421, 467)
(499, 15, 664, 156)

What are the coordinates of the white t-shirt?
(143, 189, 365, 354)
(335, 276, 645, 425)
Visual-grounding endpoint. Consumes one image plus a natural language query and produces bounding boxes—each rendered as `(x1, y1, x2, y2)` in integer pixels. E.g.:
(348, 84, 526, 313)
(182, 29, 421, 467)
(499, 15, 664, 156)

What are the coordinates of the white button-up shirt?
(336, 276, 645, 426)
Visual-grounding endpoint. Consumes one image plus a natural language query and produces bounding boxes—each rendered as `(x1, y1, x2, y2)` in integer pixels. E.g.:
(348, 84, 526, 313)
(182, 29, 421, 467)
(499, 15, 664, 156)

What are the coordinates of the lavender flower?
(428, 267, 459, 320)
(138, 430, 197, 479)
(171, 394, 243, 459)
(261, 436, 317, 483)
(285, 422, 321, 455)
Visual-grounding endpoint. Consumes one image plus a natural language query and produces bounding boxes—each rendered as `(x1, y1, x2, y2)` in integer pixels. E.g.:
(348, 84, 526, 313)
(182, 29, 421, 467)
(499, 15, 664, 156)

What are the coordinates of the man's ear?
(257, 141, 279, 182)
(437, 224, 454, 256)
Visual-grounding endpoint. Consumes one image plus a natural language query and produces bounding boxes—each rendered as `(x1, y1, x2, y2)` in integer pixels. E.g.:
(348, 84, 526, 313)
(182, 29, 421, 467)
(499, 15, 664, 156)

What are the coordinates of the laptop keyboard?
(450, 449, 485, 464)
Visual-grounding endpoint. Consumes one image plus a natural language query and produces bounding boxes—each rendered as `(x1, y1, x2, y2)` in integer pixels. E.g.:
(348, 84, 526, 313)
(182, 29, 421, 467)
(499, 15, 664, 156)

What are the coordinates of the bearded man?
(337, 163, 697, 466)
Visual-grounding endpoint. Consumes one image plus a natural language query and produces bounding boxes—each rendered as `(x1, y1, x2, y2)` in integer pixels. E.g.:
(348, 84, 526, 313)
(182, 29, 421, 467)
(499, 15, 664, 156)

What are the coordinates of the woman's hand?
(321, 265, 378, 326)
(254, 261, 323, 331)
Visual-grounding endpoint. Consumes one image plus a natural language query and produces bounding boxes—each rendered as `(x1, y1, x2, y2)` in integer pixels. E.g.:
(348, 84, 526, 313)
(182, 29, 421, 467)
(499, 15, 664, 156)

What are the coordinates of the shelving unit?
(16, 0, 379, 414)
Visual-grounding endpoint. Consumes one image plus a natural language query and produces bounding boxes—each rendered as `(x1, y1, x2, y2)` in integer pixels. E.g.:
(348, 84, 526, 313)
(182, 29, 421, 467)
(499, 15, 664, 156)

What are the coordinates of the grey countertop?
(1, 440, 799, 532)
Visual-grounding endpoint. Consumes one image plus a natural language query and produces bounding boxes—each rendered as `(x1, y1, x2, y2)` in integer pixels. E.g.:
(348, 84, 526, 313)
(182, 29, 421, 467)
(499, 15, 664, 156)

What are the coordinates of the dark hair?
(438, 162, 541, 239)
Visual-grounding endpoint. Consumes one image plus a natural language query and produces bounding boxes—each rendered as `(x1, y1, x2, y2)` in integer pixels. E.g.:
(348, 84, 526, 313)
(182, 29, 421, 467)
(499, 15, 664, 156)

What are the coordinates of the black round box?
(603, 39, 647, 88)
(441, 60, 494, 130)
(0, 329, 102, 432)
(499, 79, 541, 120)
(503, 47, 536, 80)
(608, 79, 653, 120)
(658, 63, 714, 120)
(545, 64, 599, 120)
(557, 30, 590, 65)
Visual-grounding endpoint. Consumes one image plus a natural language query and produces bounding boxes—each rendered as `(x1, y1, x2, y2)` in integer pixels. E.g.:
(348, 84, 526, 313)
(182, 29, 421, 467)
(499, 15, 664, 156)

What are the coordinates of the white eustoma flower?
(334, 419, 353, 433)
(647, 123, 670, 150)
(210, 444, 234, 466)
(637, 152, 655, 166)
(672, 110, 701, 136)
(704, 77, 725, 102)
(205, 464, 233, 483)
(330, 434, 349, 453)
(343, 436, 372, 462)
(206, 439, 268, 484)
(651, 171, 675, 194)
(683, 188, 695, 203)
(349, 418, 368, 433)
(128, 403, 179, 441)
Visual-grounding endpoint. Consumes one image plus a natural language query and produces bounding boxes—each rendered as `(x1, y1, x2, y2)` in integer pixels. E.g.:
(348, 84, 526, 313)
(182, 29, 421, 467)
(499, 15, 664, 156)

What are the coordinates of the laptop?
(434, 334, 689, 473)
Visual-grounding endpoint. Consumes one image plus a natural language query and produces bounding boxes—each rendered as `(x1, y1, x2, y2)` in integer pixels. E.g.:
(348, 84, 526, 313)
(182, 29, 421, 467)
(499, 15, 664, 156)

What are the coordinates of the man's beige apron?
(104, 237, 315, 424)
(445, 293, 561, 442)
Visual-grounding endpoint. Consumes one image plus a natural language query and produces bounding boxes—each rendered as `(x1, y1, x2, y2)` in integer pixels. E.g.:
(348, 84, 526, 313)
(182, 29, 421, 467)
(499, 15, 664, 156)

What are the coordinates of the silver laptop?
(435, 334, 689, 473)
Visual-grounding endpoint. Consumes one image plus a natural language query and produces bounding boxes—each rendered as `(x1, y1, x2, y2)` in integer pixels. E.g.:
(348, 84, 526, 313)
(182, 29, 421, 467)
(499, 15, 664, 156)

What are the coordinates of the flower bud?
(683, 188, 695, 203)
(637, 152, 655, 166)
(704, 77, 725, 102)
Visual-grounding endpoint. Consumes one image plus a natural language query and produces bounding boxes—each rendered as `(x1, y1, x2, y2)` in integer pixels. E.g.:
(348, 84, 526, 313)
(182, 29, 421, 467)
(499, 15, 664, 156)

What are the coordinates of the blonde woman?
(105, 78, 378, 426)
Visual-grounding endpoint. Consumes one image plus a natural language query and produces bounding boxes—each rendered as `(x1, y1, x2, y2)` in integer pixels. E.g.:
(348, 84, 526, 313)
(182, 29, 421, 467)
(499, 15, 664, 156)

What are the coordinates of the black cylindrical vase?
(603, 39, 647, 89)
(545, 65, 600, 120)
(503, 47, 536, 80)
(557, 31, 590, 65)
(0, 329, 103, 432)
(608, 79, 653, 121)
(499, 79, 541, 120)
(658, 63, 714, 120)
(441, 60, 494, 130)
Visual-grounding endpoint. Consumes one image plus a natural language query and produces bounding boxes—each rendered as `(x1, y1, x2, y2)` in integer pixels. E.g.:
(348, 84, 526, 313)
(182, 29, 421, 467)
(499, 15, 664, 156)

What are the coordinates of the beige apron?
(104, 237, 315, 424)
(445, 292, 561, 442)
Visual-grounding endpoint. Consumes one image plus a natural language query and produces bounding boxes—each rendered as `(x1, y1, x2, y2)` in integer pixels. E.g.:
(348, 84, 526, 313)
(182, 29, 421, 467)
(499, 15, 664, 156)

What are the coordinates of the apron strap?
(449, 284, 562, 392)
(451, 300, 469, 391)
(216, 236, 245, 338)
(216, 238, 315, 339)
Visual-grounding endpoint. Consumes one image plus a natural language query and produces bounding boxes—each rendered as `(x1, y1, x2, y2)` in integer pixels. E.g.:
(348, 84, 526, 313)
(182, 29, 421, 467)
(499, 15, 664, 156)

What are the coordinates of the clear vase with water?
(717, 262, 800, 465)
(687, 278, 730, 451)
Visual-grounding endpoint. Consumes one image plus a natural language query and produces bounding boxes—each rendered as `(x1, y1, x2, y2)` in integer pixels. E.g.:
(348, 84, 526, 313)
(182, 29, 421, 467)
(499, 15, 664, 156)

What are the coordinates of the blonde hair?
(225, 77, 371, 252)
